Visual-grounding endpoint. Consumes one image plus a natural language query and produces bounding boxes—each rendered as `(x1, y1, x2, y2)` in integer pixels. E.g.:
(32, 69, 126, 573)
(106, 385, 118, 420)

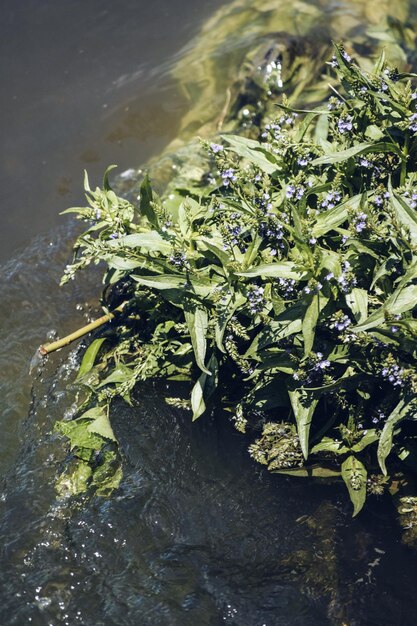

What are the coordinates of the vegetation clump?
(53, 45, 417, 522)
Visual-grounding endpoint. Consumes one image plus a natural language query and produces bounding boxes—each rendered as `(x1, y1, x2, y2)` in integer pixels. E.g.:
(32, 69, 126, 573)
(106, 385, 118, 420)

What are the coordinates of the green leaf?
(351, 429, 379, 453)
(215, 293, 246, 353)
(184, 308, 210, 375)
(139, 174, 158, 227)
(190, 353, 218, 420)
(377, 399, 415, 475)
(312, 195, 361, 237)
(311, 437, 349, 455)
(341, 455, 367, 517)
(222, 135, 278, 173)
(389, 182, 417, 244)
(56, 460, 93, 497)
(197, 235, 230, 266)
(288, 389, 318, 459)
(91, 451, 122, 496)
(103, 164, 118, 190)
(55, 416, 104, 451)
(237, 261, 305, 280)
(302, 294, 319, 356)
(76, 338, 107, 380)
(87, 408, 117, 442)
(98, 364, 135, 387)
(353, 284, 417, 331)
(312, 141, 403, 165)
(345, 288, 368, 323)
(132, 272, 217, 298)
(109, 231, 172, 254)
(273, 465, 341, 478)
(107, 257, 145, 271)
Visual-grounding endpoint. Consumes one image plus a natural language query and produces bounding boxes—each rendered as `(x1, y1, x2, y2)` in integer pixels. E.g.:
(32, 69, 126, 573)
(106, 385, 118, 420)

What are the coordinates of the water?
(2, 0, 417, 624)
(0, 0, 226, 262)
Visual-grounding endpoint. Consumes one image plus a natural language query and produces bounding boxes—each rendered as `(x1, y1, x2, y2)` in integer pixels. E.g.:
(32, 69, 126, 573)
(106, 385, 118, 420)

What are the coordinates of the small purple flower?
(354, 212, 367, 233)
(247, 285, 265, 314)
(210, 143, 224, 153)
(338, 115, 353, 134)
(109, 232, 119, 239)
(286, 185, 295, 199)
(409, 113, 417, 133)
(221, 168, 237, 186)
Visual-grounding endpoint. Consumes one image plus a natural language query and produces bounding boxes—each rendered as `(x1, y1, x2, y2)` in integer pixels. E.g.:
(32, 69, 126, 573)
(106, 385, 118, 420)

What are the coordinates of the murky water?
(3, 0, 417, 624)
(0, 0, 226, 261)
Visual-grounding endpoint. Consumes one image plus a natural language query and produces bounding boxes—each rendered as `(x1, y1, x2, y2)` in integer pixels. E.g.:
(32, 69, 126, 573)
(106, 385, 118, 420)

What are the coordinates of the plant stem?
(39, 302, 127, 356)
(401, 132, 409, 186)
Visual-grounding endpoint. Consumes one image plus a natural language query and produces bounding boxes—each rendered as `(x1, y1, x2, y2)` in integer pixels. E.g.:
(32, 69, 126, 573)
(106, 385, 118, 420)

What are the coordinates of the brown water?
(2, 1, 417, 624)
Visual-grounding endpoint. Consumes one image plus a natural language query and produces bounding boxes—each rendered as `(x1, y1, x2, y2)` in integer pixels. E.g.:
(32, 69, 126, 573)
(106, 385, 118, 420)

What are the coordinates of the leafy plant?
(53, 45, 417, 520)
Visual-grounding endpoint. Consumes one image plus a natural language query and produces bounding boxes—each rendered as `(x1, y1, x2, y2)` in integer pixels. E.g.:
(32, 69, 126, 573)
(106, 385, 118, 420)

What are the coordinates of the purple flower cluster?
(286, 184, 305, 201)
(403, 190, 417, 209)
(330, 313, 351, 332)
(256, 191, 273, 215)
(169, 251, 187, 269)
(297, 155, 310, 167)
(320, 189, 342, 210)
(247, 285, 265, 314)
(276, 277, 297, 299)
(261, 122, 282, 140)
(353, 212, 367, 233)
(313, 352, 331, 371)
(338, 115, 353, 134)
(381, 363, 405, 388)
(337, 260, 357, 293)
(373, 191, 390, 207)
(372, 409, 386, 425)
(327, 97, 342, 111)
(210, 143, 224, 153)
(259, 218, 284, 255)
(409, 113, 417, 133)
(224, 212, 243, 247)
(221, 168, 237, 186)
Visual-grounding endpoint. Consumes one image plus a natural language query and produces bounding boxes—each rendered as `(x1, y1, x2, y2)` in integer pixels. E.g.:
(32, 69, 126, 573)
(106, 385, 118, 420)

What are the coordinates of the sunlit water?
(2, 1, 417, 624)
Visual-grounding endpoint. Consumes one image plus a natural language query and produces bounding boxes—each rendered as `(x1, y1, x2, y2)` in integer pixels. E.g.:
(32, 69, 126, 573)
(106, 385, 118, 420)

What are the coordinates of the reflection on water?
(0, 0, 226, 261)
(3, 0, 417, 623)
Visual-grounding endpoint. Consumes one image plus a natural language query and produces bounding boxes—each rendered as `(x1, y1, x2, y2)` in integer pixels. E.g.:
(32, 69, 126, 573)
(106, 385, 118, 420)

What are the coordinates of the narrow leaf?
(288, 389, 318, 459)
(341, 455, 367, 517)
(184, 308, 210, 375)
(77, 338, 106, 380)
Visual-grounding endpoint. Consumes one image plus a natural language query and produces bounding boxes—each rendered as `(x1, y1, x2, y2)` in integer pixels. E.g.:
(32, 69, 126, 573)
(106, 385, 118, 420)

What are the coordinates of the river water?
(2, 1, 417, 624)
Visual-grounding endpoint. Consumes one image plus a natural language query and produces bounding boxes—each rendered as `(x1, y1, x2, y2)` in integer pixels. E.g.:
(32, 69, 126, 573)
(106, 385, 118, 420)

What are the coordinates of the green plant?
(53, 45, 417, 519)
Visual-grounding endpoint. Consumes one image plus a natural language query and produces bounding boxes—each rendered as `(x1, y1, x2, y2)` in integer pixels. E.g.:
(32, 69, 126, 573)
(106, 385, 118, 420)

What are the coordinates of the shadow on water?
(3, 0, 417, 624)
(3, 330, 417, 624)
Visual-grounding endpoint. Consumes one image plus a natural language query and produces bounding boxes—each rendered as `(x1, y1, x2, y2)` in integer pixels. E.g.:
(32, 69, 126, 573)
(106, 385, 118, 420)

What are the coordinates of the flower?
(210, 143, 224, 153)
(338, 115, 353, 134)
(221, 168, 237, 186)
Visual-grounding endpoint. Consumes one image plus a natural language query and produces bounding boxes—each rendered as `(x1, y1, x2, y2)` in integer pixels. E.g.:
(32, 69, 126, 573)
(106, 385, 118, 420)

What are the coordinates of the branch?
(39, 302, 127, 356)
